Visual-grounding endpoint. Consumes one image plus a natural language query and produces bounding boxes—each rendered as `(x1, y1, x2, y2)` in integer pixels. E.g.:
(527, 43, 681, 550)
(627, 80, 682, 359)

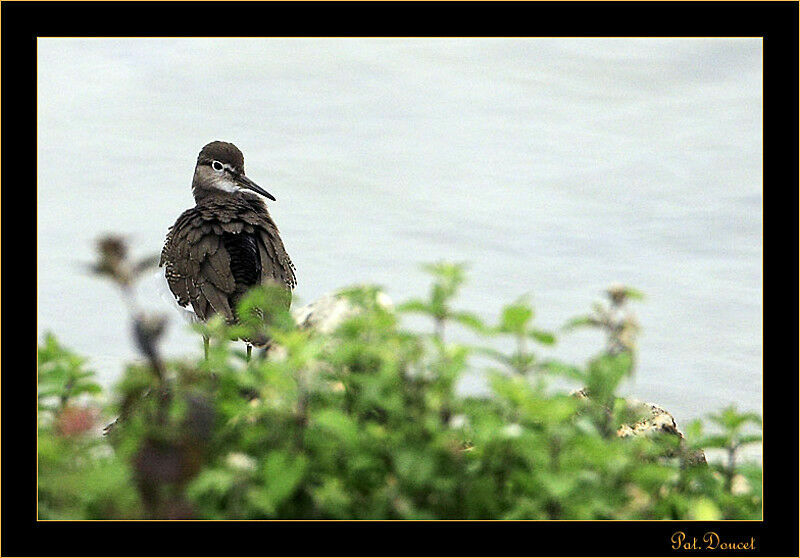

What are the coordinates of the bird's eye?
(211, 161, 224, 172)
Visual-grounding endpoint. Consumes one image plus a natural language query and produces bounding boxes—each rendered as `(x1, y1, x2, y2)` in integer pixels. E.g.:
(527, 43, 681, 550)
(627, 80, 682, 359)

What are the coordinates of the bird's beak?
(235, 173, 276, 201)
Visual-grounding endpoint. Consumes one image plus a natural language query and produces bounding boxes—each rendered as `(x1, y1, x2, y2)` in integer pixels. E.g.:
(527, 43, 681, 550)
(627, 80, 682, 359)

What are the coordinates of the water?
(37, 38, 762, 440)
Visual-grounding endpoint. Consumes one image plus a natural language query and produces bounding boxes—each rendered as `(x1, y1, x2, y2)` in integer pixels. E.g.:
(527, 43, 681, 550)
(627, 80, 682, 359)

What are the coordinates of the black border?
(6, 1, 797, 556)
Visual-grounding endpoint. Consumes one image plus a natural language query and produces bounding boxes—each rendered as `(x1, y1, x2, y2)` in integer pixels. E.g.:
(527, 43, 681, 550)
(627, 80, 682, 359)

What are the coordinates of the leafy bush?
(37, 249, 762, 519)
(38, 334, 141, 519)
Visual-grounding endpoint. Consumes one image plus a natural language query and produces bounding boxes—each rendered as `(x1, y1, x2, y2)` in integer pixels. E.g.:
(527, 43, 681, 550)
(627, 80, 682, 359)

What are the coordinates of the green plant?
(36, 241, 762, 520)
(681, 406, 763, 519)
(478, 296, 556, 377)
(399, 261, 485, 341)
(37, 333, 141, 519)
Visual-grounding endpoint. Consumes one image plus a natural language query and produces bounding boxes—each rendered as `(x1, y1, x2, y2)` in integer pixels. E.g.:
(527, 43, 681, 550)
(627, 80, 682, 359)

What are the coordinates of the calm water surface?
(37, 38, 762, 437)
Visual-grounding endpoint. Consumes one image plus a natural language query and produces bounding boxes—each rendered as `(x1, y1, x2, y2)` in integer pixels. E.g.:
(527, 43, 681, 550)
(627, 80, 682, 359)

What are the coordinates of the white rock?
(292, 289, 393, 334)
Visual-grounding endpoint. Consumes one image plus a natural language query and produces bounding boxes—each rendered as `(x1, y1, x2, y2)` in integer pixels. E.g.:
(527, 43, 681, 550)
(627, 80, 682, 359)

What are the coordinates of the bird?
(159, 141, 296, 360)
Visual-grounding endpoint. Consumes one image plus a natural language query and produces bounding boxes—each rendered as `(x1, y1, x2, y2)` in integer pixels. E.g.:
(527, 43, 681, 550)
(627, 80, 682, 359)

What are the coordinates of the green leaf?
(257, 451, 308, 511)
(735, 434, 762, 448)
(630, 463, 675, 491)
(688, 498, 722, 520)
(698, 434, 731, 449)
(394, 449, 436, 486)
(474, 346, 513, 366)
(498, 301, 533, 334)
(451, 311, 487, 333)
(707, 405, 762, 431)
(541, 360, 584, 382)
(397, 299, 432, 315)
(187, 468, 235, 500)
(585, 352, 632, 405)
(562, 315, 597, 330)
(310, 408, 360, 448)
(529, 328, 556, 346)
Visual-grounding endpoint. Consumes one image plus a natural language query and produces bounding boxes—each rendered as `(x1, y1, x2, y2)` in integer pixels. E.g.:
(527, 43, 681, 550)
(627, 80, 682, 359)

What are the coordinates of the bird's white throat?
(210, 176, 243, 194)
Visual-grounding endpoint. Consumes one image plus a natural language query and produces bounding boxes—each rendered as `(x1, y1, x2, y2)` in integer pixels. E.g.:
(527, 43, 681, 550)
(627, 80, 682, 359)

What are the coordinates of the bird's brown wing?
(256, 226, 297, 292)
(160, 208, 237, 322)
(230, 197, 297, 293)
(161, 197, 297, 323)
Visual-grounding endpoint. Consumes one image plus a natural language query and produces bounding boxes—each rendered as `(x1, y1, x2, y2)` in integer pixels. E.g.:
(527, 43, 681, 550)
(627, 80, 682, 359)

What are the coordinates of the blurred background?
(37, 38, 762, 439)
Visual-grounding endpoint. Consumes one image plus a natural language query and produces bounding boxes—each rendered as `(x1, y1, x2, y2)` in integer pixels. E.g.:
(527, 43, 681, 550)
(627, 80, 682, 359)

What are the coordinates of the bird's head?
(192, 141, 276, 202)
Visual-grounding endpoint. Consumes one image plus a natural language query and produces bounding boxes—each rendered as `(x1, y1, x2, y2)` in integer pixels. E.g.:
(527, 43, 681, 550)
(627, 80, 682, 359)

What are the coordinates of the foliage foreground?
(38, 260, 762, 520)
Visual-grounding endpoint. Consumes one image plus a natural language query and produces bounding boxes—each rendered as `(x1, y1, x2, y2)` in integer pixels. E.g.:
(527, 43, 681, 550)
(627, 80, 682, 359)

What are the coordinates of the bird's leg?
(246, 344, 252, 362)
(203, 335, 209, 361)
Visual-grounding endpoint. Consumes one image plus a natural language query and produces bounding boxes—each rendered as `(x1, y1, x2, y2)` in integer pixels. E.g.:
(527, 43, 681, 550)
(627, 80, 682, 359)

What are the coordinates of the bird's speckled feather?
(160, 192, 296, 324)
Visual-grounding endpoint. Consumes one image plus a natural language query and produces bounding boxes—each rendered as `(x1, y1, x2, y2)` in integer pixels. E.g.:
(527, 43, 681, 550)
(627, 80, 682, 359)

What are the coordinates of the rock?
(292, 289, 393, 334)
(571, 388, 707, 465)
(265, 289, 394, 360)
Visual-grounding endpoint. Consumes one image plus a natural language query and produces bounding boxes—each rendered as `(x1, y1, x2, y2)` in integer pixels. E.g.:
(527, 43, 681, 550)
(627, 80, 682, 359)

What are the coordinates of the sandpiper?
(159, 141, 296, 359)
